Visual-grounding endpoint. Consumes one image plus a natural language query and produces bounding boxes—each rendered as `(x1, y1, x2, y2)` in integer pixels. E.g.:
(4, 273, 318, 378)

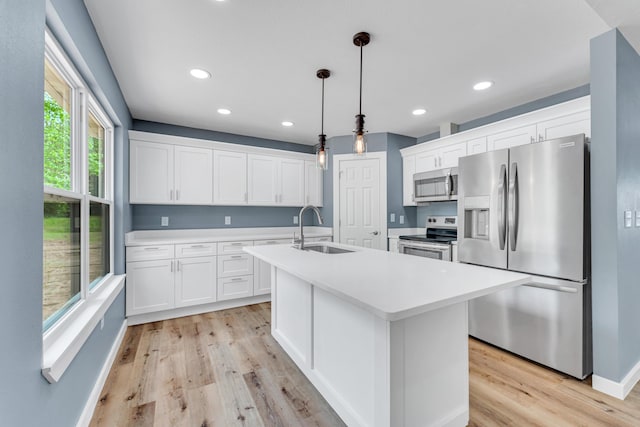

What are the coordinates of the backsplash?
(132, 205, 321, 230)
(416, 201, 458, 227)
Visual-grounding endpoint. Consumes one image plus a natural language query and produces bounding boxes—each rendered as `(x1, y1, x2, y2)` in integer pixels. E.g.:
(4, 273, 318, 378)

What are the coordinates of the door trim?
(332, 152, 387, 247)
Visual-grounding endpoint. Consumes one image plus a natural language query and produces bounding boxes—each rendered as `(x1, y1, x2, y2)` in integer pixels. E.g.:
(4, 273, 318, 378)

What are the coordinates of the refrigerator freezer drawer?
(469, 277, 591, 379)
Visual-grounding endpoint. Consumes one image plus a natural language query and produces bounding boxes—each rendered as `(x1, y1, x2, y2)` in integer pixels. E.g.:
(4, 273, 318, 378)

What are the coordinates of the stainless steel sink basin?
(301, 244, 354, 254)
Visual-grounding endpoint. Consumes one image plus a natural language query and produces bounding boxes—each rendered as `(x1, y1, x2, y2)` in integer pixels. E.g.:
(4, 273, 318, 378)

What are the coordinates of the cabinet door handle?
(539, 134, 543, 142)
(231, 255, 243, 259)
(144, 247, 161, 251)
(176, 260, 180, 271)
(190, 244, 205, 248)
(231, 278, 243, 282)
(244, 192, 248, 202)
(170, 260, 174, 272)
(265, 241, 277, 244)
(230, 242, 243, 246)
(176, 189, 180, 200)
(530, 136, 535, 143)
(169, 189, 174, 200)
(433, 158, 437, 168)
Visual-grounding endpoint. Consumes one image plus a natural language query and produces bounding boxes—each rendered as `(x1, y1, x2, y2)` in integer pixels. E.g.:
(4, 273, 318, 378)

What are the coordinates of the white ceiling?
(84, 0, 622, 146)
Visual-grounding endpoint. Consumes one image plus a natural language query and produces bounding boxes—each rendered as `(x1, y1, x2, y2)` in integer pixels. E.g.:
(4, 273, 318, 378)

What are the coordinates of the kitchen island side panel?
(271, 267, 468, 427)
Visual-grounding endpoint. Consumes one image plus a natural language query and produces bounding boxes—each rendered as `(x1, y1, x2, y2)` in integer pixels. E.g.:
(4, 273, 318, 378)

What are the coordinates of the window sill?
(42, 274, 125, 383)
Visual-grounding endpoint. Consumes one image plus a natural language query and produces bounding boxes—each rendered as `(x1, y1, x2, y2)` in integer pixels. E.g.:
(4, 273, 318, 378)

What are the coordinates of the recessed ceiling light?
(412, 108, 427, 116)
(217, 108, 231, 115)
(281, 121, 294, 127)
(473, 81, 493, 91)
(190, 68, 211, 79)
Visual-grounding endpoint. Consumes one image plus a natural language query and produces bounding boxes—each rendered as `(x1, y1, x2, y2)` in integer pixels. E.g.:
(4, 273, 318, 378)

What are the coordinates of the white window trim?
(42, 28, 122, 383)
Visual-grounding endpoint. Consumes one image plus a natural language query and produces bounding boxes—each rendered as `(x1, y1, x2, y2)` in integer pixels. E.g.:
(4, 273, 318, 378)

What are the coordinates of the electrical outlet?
(399, 215, 405, 225)
(293, 216, 299, 225)
(636, 211, 640, 228)
(224, 216, 231, 225)
(161, 216, 169, 227)
(625, 211, 632, 228)
(390, 213, 396, 223)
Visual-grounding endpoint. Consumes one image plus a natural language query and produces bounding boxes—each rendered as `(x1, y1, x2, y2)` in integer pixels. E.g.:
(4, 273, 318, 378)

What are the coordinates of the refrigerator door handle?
(497, 164, 507, 250)
(508, 162, 519, 251)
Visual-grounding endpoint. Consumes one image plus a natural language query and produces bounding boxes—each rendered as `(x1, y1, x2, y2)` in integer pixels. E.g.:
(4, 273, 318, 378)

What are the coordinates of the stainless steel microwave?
(413, 167, 458, 203)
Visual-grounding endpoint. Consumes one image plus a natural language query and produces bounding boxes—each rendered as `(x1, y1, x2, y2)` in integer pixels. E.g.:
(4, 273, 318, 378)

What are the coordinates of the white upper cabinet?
(130, 140, 212, 204)
(279, 158, 305, 206)
(213, 150, 247, 205)
(130, 140, 174, 204)
(439, 141, 467, 168)
(536, 110, 591, 141)
(466, 136, 487, 155)
(402, 155, 416, 206)
(304, 160, 323, 206)
(248, 154, 305, 206)
(487, 124, 537, 151)
(415, 149, 439, 173)
(415, 142, 467, 174)
(248, 154, 279, 205)
(174, 145, 213, 205)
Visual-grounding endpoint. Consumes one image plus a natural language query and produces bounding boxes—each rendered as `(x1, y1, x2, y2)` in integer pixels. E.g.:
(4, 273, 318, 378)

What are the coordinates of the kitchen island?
(245, 243, 530, 427)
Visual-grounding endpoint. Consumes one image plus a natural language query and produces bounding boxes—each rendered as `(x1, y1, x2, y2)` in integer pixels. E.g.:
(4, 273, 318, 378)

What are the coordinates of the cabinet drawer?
(253, 238, 291, 246)
(218, 275, 254, 301)
(217, 240, 254, 255)
(175, 242, 217, 258)
(126, 245, 174, 262)
(217, 254, 254, 277)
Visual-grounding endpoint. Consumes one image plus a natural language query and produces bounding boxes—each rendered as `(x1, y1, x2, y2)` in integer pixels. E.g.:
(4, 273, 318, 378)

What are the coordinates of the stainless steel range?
(398, 216, 457, 261)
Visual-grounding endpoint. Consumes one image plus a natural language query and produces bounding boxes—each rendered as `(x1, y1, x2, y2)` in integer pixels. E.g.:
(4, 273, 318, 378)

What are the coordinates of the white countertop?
(245, 243, 531, 321)
(125, 226, 332, 246)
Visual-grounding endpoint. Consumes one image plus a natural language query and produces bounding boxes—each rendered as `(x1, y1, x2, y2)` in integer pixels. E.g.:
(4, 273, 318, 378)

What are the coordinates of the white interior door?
(334, 153, 386, 249)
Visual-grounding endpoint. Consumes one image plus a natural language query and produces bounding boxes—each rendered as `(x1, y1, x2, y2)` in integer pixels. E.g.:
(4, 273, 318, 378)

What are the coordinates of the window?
(43, 31, 114, 332)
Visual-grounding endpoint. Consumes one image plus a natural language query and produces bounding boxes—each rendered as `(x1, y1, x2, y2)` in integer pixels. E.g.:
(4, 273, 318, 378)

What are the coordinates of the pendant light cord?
(359, 44, 363, 115)
(321, 77, 325, 136)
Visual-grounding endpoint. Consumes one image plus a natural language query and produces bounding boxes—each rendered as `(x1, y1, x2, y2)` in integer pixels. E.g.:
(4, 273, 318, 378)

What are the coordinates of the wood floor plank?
(90, 303, 640, 427)
(208, 341, 265, 426)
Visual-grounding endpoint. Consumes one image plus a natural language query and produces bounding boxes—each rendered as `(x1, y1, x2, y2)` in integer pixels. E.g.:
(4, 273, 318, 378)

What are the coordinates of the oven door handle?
(399, 242, 450, 251)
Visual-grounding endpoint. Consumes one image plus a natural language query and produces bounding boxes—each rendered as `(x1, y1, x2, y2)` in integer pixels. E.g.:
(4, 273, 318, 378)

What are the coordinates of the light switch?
(636, 211, 640, 228)
(390, 213, 396, 223)
(399, 215, 405, 225)
(293, 216, 299, 225)
(161, 216, 169, 227)
(624, 210, 632, 228)
(224, 216, 231, 225)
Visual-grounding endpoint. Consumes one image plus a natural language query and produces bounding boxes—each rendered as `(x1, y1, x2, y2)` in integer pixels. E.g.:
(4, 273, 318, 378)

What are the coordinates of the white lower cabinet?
(388, 237, 399, 253)
(253, 239, 291, 295)
(126, 259, 175, 315)
(218, 275, 254, 301)
(175, 256, 217, 307)
(216, 241, 255, 301)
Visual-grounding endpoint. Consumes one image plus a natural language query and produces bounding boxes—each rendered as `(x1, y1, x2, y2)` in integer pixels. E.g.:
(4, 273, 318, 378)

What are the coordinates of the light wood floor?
(91, 303, 640, 426)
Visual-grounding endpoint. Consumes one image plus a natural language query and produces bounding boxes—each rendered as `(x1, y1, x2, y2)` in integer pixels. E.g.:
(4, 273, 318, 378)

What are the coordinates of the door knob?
(371, 231, 379, 236)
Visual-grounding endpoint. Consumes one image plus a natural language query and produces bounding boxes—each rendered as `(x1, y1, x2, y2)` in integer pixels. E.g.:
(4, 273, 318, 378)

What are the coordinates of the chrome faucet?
(296, 205, 323, 250)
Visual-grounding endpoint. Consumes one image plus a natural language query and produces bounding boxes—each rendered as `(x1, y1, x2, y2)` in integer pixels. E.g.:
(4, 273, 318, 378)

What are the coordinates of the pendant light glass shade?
(353, 115, 367, 155)
(352, 32, 370, 156)
(316, 69, 331, 170)
(316, 134, 329, 170)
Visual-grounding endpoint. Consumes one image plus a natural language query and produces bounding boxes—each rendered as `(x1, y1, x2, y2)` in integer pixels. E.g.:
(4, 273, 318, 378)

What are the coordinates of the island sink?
(301, 244, 354, 254)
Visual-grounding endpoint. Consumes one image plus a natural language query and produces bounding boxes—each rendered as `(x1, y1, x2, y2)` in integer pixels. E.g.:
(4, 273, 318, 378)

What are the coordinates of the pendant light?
(316, 68, 330, 170)
(353, 31, 370, 155)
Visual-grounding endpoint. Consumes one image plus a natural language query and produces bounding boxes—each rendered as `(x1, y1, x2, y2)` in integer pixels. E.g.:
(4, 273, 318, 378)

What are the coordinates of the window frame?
(42, 28, 123, 383)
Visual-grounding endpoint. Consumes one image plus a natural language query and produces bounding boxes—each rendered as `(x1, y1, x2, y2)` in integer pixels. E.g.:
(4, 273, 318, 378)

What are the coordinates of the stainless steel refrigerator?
(458, 134, 591, 379)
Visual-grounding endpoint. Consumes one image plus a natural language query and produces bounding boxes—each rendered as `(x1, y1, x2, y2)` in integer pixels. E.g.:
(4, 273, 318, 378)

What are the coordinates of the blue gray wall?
(320, 133, 418, 229)
(590, 29, 640, 383)
(0, 0, 132, 425)
(416, 85, 591, 143)
(131, 120, 318, 230)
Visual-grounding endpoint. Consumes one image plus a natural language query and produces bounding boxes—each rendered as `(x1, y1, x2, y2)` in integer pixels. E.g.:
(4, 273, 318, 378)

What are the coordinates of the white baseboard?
(592, 358, 640, 400)
(76, 319, 128, 427)
(126, 294, 270, 326)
